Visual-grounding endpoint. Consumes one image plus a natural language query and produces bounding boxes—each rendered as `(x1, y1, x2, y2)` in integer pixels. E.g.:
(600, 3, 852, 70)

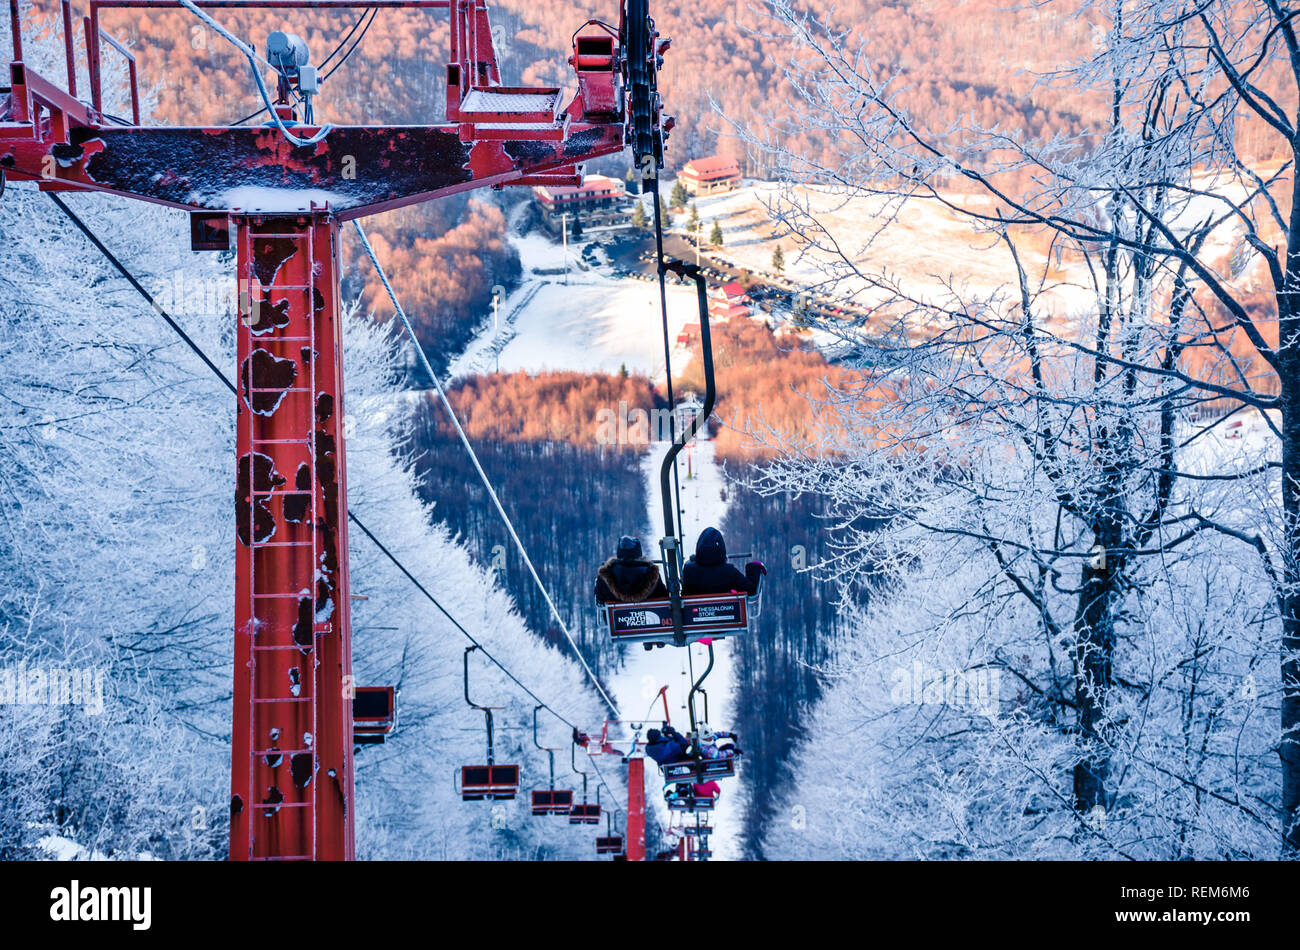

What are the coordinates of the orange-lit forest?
(432, 368, 659, 443)
(102, 1, 1110, 165)
(675, 320, 857, 461)
(341, 197, 520, 366)
(39, 0, 1286, 387)
(415, 327, 856, 462)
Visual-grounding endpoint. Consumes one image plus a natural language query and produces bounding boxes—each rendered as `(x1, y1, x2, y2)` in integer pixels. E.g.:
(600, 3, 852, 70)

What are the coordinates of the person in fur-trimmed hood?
(594, 536, 668, 604)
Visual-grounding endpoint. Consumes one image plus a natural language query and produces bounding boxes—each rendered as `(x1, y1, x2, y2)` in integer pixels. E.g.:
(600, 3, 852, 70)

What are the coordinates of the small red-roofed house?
(708, 281, 751, 321)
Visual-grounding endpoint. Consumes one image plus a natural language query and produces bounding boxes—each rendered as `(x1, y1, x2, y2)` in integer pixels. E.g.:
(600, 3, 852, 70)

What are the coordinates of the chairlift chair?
(532, 788, 574, 815)
(602, 590, 760, 646)
(567, 742, 602, 824)
(352, 685, 398, 746)
(530, 705, 573, 815)
(459, 764, 520, 800)
(662, 757, 736, 784)
(582, 719, 642, 758)
(455, 646, 520, 802)
(596, 807, 624, 855)
(664, 785, 717, 812)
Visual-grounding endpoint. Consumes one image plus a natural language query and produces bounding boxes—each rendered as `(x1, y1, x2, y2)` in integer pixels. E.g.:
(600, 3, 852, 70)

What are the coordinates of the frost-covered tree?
(737, 0, 1298, 857)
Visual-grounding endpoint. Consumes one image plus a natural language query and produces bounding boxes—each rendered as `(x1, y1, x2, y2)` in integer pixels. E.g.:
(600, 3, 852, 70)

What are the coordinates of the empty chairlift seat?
(568, 803, 601, 825)
(458, 764, 520, 801)
(683, 825, 713, 837)
(353, 686, 397, 746)
(662, 758, 736, 784)
(665, 791, 716, 813)
(531, 788, 574, 816)
(595, 836, 624, 855)
(604, 593, 756, 646)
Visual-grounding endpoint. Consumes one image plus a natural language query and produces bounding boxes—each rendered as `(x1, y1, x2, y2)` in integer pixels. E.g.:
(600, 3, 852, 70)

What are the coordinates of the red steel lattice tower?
(626, 756, 645, 861)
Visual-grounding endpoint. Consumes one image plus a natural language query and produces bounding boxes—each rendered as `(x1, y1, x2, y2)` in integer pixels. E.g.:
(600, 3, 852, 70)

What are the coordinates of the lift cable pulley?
(178, 0, 331, 146)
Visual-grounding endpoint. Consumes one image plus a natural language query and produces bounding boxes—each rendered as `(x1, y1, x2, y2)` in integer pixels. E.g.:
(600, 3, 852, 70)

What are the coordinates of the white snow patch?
(218, 186, 350, 213)
(36, 834, 156, 861)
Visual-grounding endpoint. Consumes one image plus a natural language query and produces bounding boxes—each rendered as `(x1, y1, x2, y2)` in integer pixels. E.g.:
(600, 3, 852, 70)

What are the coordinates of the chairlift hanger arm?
(658, 261, 716, 535)
(464, 645, 499, 763)
(651, 685, 671, 726)
(655, 263, 715, 644)
(687, 641, 715, 735)
(464, 645, 486, 712)
(571, 741, 589, 776)
(533, 705, 561, 787)
(532, 704, 557, 751)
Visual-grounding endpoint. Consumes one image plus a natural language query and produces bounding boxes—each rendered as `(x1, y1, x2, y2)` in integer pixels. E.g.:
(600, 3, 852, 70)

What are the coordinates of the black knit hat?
(616, 536, 643, 561)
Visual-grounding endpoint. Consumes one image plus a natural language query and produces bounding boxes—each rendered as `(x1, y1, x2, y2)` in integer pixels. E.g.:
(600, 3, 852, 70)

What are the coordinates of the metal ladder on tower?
(238, 223, 323, 861)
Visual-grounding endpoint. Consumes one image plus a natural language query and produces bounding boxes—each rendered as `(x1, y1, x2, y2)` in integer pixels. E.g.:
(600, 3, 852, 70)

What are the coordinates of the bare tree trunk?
(1277, 169, 1300, 852)
(1073, 455, 1124, 813)
(1279, 365, 1300, 851)
(1073, 569, 1116, 812)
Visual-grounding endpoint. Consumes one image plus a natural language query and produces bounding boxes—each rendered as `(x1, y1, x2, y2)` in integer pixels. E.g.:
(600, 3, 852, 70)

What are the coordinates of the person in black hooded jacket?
(681, 527, 766, 596)
(594, 536, 669, 604)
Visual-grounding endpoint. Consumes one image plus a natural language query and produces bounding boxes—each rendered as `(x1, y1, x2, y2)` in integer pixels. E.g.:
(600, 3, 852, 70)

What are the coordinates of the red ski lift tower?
(626, 755, 646, 860)
(2, 0, 670, 860)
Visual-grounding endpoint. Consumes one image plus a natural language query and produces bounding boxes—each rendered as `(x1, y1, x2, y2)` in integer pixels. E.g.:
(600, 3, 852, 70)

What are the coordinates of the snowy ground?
(685, 181, 1099, 318)
(454, 177, 1088, 385)
(1178, 406, 1279, 495)
(447, 209, 704, 383)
